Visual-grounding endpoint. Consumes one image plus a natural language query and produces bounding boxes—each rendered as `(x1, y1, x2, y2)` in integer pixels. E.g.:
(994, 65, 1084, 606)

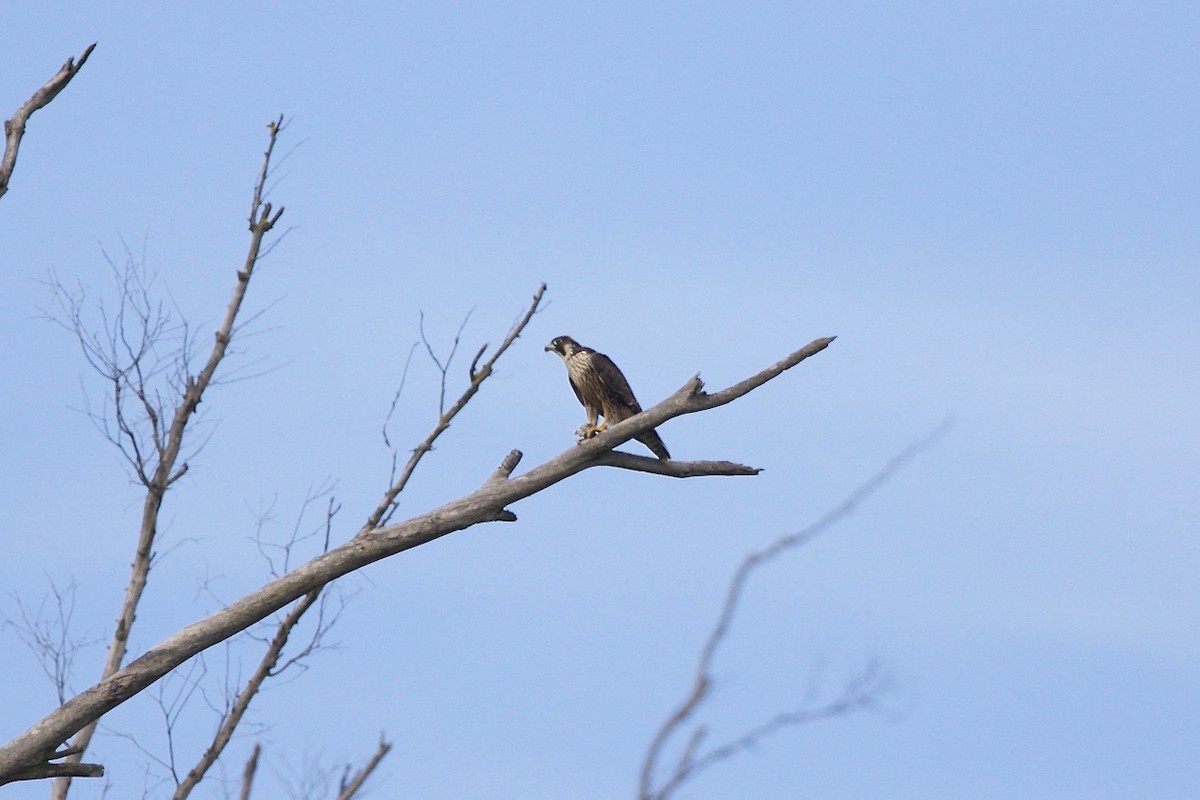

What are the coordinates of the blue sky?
(2, 3, 1198, 798)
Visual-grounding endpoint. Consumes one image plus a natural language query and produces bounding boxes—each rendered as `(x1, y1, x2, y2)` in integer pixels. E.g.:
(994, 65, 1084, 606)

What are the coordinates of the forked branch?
(336, 734, 393, 800)
(47, 117, 288, 800)
(638, 418, 954, 800)
(367, 283, 547, 530)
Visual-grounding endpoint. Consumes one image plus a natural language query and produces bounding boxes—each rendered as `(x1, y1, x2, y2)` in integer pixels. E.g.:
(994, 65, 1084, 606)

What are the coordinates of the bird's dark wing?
(591, 352, 642, 412)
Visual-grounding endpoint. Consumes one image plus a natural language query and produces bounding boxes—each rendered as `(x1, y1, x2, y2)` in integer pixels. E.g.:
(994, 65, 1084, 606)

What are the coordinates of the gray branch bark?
(238, 741, 260, 800)
(49, 116, 287, 799)
(1, 43, 95, 201)
(170, 591, 319, 800)
(336, 734, 392, 800)
(0, 333, 833, 785)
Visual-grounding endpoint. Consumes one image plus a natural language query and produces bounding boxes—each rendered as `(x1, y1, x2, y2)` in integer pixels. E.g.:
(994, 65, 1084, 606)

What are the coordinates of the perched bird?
(545, 335, 671, 460)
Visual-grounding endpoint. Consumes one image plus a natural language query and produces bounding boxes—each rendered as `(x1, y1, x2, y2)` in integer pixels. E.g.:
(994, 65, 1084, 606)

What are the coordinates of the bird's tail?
(638, 430, 671, 460)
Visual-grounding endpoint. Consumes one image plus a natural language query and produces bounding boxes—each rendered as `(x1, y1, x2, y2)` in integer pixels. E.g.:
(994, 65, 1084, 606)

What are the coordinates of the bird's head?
(545, 335, 582, 358)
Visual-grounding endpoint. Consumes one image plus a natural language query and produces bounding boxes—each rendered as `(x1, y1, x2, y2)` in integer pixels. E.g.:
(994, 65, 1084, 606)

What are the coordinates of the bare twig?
(680, 661, 887, 786)
(4, 762, 104, 781)
(1, 43, 95, 201)
(0, 335, 836, 786)
(49, 118, 288, 800)
(2, 579, 98, 704)
(381, 342, 420, 491)
(419, 308, 474, 416)
(336, 734, 392, 800)
(638, 417, 953, 800)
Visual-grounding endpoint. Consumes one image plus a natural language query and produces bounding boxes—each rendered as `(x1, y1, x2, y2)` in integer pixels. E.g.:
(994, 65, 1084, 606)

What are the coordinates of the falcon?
(545, 335, 671, 460)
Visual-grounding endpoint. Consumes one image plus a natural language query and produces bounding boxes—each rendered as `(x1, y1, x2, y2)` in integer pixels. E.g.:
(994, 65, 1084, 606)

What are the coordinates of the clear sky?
(2, 3, 1197, 798)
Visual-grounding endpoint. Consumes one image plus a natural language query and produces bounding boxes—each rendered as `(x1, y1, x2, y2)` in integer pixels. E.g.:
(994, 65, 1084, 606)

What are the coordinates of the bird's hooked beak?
(544, 343, 553, 352)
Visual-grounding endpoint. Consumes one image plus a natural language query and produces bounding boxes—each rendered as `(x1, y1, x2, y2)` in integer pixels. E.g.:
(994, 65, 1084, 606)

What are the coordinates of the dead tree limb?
(48, 116, 287, 800)
(336, 734, 392, 800)
(368, 283, 547, 530)
(1, 43, 95, 201)
(169, 591, 319, 800)
(638, 417, 954, 800)
(0, 333, 835, 785)
(238, 741, 260, 800)
(592, 452, 760, 478)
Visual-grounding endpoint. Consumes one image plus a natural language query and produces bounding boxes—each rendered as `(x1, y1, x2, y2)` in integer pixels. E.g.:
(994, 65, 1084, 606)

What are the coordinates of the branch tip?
(497, 449, 522, 476)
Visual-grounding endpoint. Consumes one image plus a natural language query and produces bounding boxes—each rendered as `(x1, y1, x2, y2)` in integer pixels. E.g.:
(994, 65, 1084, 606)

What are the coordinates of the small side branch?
(6, 762, 103, 782)
(336, 734, 392, 800)
(592, 452, 760, 478)
(238, 742, 260, 800)
(1, 43, 95, 201)
(567, 337, 836, 465)
(698, 336, 836, 409)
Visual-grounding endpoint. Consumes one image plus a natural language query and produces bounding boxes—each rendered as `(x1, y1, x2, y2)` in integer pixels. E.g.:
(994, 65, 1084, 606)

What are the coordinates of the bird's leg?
(576, 407, 601, 442)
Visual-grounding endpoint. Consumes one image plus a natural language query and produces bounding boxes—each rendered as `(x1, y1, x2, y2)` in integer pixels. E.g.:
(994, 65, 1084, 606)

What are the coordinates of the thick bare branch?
(49, 118, 288, 800)
(1, 43, 95, 201)
(0, 336, 834, 786)
(5, 761, 103, 781)
(638, 418, 953, 800)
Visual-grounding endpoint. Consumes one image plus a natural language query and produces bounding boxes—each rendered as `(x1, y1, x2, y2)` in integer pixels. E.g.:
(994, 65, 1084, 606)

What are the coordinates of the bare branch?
(0, 334, 834, 786)
(683, 660, 888, 784)
(2, 578, 98, 704)
(238, 742, 260, 800)
(419, 307, 474, 416)
(167, 491, 343, 798)
(366, 283, 548, 530)
(170, 591, 321, 800)
(592, 452, 760, 478)
(5, 761, 103, 781)
(1, 43, 95, 201)
(336, 734, 392, 800)
(638, 418, 954, 800)
(48, 118, 290, 799)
